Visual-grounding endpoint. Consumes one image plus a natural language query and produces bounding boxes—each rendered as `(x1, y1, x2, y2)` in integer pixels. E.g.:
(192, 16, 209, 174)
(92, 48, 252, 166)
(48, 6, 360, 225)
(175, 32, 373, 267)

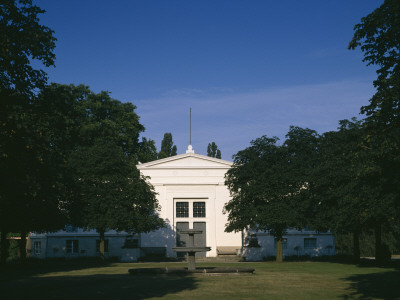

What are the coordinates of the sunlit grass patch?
(1, 261, 399, 299)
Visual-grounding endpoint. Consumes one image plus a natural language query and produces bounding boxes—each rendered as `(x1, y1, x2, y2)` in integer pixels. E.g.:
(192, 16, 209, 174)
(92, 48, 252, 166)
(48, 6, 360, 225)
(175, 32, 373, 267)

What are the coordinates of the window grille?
(304, 238, 317, 249)
(193, 202, 206, 218)
(66, 240, 79, 253)
(33, 241, 41, 255)
(176, 202, 189, 218)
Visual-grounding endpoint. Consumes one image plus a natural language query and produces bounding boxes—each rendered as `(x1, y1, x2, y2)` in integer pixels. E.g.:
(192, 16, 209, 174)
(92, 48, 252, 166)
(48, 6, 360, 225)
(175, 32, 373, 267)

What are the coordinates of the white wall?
(29, 230, 140, 261)
(138, 153, 242, 258)
(242, 229, 336, 261)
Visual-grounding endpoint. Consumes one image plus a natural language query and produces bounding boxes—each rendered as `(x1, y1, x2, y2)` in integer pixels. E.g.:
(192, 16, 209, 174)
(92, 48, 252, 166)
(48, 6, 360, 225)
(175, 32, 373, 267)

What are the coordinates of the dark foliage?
(0, 0, 56, 93)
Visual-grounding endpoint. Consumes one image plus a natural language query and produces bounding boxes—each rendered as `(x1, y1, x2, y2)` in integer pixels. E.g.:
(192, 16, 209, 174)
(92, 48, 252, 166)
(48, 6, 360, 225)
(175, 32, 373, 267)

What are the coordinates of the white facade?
(242, 229, 335, 261)
(29, 228, 140, 261)
(137, 147, 242, 257)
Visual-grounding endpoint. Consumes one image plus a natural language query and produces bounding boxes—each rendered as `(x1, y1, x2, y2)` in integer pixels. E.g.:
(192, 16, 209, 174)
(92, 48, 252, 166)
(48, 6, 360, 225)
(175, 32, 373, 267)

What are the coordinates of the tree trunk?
(0, 230, 9, 266)
(276, 236, 283, 263)
(375, 223, 382, 263)
(19, 231, 27, 264)
(99, 229, 105, 262)
(353, 229, 360, 263)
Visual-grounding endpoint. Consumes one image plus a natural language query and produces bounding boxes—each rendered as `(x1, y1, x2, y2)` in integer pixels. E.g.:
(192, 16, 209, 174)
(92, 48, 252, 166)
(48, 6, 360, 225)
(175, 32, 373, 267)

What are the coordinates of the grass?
(1, 260, 399, 299)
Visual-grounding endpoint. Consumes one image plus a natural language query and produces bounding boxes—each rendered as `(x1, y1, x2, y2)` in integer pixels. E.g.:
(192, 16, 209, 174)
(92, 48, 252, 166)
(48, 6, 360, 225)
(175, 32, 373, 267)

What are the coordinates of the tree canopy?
(311, 119, 370, 261)
(0, 0, 56, 93)
(0, 0, 58, 264)
(207, 142, 221, 159)
(37, 84, 164, 260)
(0, 89, 68, 264)
(1, 82, 165, 263)
(349, 0, 400, 262)
(224, 127, 319, 262)
(138, 137, 158, 163)
(348, 0, 400, 201)
(158, 132, 177, 159)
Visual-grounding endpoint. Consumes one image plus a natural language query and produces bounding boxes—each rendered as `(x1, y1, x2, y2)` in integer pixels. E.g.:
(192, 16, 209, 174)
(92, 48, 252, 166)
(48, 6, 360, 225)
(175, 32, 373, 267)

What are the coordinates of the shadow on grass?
(0, 259, 119, 280)
(341, 269, 400, 299)
(279, 254, 400, 269)
(0, 273, 198, 299)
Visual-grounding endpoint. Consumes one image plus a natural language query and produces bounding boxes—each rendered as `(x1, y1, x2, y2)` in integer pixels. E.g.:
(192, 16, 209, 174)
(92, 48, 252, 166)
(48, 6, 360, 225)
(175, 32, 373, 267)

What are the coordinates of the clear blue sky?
(35, 0, 381, 160)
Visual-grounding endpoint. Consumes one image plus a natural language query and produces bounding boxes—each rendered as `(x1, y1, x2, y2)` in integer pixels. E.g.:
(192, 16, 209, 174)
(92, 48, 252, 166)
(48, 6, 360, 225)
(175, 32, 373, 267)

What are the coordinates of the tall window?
(96, 240, 109, 253)
(304, 238, 317, 249)
(33, 241, 41, 255)
(176, 202, 189, 218)
(66, 240, 79, 254)
(193, 202, 206, 218)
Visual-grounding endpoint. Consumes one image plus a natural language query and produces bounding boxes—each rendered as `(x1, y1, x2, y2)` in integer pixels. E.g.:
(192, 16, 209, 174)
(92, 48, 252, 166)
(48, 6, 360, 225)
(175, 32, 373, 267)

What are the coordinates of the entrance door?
(174, 199, 208, 257)
(193, 222, 206, 257)
(176, 222, 189, 258)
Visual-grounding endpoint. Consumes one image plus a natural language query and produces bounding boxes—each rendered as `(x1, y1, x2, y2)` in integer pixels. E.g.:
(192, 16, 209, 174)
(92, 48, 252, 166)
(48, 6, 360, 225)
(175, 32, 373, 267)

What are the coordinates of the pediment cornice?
(137, 153, 232, 170)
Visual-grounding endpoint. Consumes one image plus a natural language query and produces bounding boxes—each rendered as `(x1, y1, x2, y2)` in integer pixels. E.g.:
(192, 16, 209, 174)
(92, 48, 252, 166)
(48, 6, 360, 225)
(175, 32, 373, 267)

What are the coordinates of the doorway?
(174, 199, 208, 257)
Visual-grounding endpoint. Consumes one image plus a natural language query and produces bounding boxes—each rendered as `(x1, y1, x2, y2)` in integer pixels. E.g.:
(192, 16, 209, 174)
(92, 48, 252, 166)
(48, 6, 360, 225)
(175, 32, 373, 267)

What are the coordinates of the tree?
(312, 119, 369, 262)
(0, 90, 67, 264)
(349, 0, 400, 262)
(158, 133, 177, 159)
(348, 0, 399, 103)
(69, 139, 163, 261)
(224, 136, 288, 262)
(0, 0, 56, 93)
(0, 0, 57, 263)
(224, 127, 318, 262)
(138, 137, 158, 163)
(207, 142, 221, 159)
(283, 126, 320, 224)
(51, 85, 165, 260)
(34, 83, 90, 227)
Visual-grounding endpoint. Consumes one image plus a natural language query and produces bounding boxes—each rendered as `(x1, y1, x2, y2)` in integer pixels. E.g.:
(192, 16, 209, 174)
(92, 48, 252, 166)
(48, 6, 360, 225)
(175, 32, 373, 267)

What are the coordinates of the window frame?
(193, 201, 206, 218)
(123, 238, 139, 248)
(33, 241, 41, 255)
(304, 238, 317, 249)
(176, 201, 189, 218)
(66, 239, 79, 254)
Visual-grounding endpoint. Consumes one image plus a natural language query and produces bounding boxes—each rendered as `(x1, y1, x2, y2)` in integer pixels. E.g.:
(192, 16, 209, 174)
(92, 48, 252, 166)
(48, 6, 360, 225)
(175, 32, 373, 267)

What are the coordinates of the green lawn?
(1, 261, 399, 299)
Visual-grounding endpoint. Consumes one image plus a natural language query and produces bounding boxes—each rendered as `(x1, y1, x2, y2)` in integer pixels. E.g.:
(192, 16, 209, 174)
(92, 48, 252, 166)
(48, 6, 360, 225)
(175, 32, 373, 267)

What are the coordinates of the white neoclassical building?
(28, 145, 335, 261)
(137, 145, 242, 258)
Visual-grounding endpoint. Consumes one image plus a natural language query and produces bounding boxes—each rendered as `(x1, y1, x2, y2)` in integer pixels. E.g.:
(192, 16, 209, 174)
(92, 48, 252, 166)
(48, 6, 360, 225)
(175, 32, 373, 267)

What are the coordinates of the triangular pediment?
(137, 153, 232, 169)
